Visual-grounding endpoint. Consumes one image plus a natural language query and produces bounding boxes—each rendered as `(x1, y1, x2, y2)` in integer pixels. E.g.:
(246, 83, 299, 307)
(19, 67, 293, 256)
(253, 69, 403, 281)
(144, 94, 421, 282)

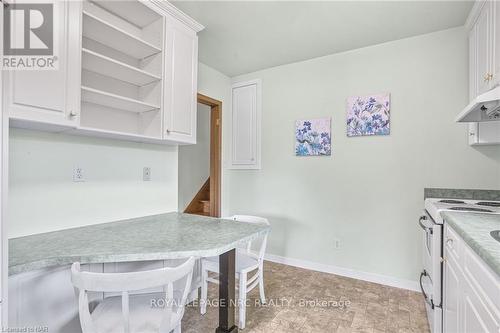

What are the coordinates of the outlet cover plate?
(143, 167, 151, 181)
(73, 167, 85, 182)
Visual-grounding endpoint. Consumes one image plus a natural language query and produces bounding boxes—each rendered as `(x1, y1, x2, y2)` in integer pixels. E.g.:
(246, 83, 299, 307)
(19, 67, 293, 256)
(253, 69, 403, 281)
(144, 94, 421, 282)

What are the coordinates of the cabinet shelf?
(82, 49, 161, 86)
(81, 86, 160, 113)
(82, 11, 162, 59)
(75, 126, 164, 144)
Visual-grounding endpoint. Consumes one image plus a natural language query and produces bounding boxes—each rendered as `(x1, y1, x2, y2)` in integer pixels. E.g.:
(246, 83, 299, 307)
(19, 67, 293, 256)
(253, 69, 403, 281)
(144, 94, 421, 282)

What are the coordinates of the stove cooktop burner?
(439, 199, 466, 204)
(476, 201, 500, 207)
(449, 207, 494, 213)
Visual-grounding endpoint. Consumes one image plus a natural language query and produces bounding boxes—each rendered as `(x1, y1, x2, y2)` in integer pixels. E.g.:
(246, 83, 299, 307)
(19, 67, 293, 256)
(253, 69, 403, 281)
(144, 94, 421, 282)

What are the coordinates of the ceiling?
(172, 1, 473, 77)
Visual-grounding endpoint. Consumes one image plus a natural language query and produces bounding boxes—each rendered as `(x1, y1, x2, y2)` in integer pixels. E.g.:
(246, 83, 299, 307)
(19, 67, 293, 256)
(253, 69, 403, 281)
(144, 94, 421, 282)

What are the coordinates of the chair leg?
(201, 268, 208, 315)
(238, 272, 247, 330)
(258, 265, 266, 305)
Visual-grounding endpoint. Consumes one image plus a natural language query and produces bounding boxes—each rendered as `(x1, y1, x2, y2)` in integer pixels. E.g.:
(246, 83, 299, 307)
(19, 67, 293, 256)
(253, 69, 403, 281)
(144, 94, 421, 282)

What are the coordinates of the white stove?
(425, 198, 500, 224)
(420, 198, 500, 333)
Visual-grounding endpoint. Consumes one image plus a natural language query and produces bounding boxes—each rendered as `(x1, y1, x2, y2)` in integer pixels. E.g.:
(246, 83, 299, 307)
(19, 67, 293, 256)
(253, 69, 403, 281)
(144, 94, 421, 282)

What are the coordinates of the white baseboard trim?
(264, 253, 420, 292)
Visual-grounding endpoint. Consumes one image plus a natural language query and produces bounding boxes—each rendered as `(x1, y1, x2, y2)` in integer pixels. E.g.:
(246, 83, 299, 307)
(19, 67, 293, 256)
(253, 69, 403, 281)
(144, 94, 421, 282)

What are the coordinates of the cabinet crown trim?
(465, 0, 487, 31)
(150, 0, 205, 32)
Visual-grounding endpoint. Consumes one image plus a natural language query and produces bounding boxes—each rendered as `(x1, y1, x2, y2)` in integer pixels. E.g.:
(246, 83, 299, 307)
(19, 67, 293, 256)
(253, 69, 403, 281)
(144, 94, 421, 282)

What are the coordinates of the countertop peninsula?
(9, 212, 270, 275)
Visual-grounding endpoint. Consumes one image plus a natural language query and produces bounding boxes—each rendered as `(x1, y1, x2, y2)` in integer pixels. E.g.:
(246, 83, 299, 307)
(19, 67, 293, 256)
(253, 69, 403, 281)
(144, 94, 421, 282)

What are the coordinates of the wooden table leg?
(215, 248, 238, 333)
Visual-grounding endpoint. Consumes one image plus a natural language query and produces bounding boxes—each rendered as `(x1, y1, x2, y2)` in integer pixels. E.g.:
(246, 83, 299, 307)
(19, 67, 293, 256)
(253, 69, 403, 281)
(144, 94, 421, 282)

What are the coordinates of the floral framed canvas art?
(295, 118, 331, 156)
(347, 93, 390, 137)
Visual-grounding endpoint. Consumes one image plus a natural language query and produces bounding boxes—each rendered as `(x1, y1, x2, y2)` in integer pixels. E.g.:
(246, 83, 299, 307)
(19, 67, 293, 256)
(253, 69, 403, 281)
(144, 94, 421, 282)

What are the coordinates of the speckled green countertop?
(442, 211, 500, 277)
(9, 212, 270, 275)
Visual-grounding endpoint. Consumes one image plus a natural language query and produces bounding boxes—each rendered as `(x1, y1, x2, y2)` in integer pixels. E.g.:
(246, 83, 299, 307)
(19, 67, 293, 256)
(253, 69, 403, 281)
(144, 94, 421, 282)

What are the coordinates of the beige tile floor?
(181, 261, 430, 333)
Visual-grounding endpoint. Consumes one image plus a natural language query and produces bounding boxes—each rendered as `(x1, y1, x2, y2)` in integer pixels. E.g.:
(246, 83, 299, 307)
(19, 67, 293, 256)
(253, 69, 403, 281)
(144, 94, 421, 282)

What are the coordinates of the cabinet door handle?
(484, 73, 494, 82)
(446, 238, 453, 247)
(69, 111, 78, 118)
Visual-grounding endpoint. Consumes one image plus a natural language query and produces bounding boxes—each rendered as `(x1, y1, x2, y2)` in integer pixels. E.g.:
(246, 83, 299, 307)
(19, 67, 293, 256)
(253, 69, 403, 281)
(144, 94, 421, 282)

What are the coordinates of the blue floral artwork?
(295, 118, 331, 156)
(347, 93, 390, 137)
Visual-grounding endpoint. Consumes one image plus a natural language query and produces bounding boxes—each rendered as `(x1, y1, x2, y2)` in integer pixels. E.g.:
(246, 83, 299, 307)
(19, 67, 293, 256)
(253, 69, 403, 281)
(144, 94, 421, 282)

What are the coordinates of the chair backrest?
(226, 215, 270, 263)
(71, 257, 195, 333)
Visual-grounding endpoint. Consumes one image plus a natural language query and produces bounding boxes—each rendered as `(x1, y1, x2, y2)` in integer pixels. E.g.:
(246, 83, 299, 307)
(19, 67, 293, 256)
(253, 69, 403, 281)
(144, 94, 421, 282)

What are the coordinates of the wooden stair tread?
(185, 178, 211, 215)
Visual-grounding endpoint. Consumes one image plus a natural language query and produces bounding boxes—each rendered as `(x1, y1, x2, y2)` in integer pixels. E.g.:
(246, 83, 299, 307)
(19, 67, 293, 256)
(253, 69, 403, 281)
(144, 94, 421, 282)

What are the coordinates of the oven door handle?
(419, 215, 433, 234)
(419, 269, 435, 309)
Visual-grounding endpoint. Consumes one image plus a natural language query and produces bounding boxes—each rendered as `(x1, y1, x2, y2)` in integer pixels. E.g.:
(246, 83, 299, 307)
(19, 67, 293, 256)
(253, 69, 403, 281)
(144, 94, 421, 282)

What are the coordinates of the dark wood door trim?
(197, 93, 222, 218)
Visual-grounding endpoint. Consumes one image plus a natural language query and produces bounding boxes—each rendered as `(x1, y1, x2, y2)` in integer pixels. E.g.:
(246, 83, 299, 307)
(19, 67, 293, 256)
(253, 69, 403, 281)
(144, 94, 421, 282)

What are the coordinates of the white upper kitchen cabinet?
(230, 80, 262, 169)
(474, 2, 492, 96)
(465, 0, 500, 146)
(467, 0, 497, 98)
(4, 0, 203, 145)
(4, 0, 81, 129)
(163, 16, 199, 144)
(494, 0, 500, 86)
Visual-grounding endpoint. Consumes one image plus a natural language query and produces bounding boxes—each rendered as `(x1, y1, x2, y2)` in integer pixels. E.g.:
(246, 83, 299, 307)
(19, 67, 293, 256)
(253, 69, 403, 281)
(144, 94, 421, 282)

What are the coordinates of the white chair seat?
(203, 251, 259, 274)
(200, 215, 270, 330)
(91, 292, 183, 333)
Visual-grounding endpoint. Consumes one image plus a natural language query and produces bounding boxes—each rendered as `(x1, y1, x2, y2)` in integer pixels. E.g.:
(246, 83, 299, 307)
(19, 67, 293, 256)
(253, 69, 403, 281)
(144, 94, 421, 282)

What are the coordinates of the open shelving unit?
(79, 0, 164, 138)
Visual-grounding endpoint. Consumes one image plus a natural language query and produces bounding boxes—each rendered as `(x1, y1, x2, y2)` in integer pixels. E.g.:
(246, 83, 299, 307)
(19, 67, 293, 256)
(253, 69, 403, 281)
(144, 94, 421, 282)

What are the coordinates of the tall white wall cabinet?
(4, 0, 203, 145)
(230, 80, 262, 169)
(442, 224, 500, 333)
(466, 0, 500, 145)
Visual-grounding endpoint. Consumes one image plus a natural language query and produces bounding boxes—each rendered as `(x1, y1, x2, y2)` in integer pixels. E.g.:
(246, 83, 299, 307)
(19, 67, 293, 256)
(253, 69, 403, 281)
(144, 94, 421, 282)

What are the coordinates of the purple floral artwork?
(295, 118, 331, 156)
(347, 93, 390, 137)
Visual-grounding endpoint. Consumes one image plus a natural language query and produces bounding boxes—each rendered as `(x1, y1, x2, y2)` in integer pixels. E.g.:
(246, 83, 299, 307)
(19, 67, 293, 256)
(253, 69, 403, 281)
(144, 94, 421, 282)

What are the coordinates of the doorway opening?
(179, 93, 221, 217)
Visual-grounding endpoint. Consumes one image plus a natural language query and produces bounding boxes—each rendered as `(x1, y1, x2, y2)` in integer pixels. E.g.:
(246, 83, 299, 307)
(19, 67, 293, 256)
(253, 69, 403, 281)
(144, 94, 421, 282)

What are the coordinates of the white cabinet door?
(463, 279, 498, 333)
(230, 80, 261, 169)
(475, 2, 493, 95)
(443, 256, 462, 333)
(9, 267, 81, 333)
(493, 0, 500, 86)
(469, 25, 478, 101)
(163, 17, 198, 144)
(4, 0, 81, 127)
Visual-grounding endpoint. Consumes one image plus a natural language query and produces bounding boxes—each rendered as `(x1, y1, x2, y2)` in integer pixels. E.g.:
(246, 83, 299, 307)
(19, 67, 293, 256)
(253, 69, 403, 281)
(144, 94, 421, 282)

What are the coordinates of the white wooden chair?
(71, 257, 195, 333)
(200, 215, 269, 330)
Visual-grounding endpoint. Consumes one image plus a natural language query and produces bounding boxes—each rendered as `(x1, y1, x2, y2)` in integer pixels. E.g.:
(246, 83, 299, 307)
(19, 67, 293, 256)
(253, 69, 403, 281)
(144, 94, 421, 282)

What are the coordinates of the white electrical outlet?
(333, 238, 341, 250)
(73, 167, 85, 182)
(143, 167, 151, 181)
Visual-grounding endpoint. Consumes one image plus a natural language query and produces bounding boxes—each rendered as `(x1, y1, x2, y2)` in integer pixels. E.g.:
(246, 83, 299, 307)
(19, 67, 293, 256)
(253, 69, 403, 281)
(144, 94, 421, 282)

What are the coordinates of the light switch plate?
(73, 167, 85, 182)
(143, 167, 151, 181)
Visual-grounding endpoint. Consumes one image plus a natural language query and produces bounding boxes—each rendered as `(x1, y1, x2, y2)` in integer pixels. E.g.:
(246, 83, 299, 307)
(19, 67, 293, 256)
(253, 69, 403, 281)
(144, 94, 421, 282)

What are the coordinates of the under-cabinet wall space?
(79, 0, 164, 138)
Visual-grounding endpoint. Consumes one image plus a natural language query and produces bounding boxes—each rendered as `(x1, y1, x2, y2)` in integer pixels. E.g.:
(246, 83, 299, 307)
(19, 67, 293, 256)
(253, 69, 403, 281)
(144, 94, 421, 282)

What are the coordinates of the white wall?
(7, 63, 230, 239)
(8, 129, 178, 238)
(223, 27, 500, 282)
(178, 103, 211, 211)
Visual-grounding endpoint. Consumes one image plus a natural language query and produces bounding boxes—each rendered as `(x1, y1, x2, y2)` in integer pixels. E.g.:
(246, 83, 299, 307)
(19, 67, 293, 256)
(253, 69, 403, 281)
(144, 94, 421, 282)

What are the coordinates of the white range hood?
(456, 86, 500, 122)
